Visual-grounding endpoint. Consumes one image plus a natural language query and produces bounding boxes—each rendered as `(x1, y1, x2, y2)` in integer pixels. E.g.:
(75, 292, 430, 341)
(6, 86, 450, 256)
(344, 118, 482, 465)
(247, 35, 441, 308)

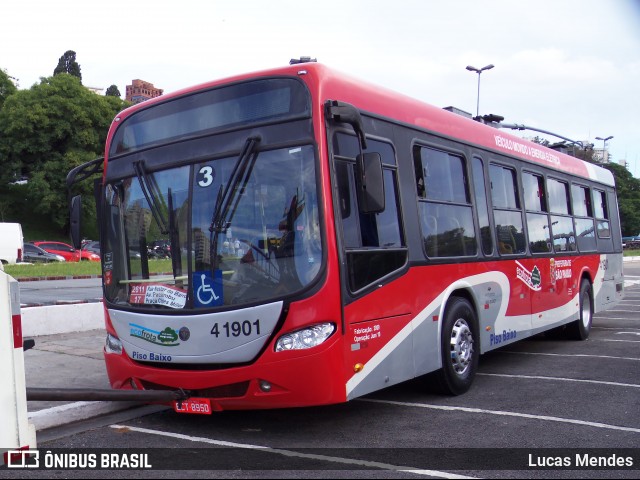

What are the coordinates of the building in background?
(85, 86, 104, 94)
(593, 146, 611, 163)
(125, 79, 163, 104)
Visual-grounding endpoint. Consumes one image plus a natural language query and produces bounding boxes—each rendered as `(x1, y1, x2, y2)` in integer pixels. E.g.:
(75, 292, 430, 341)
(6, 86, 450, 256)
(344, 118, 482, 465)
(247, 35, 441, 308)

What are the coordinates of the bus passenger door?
(329, 130, 411, 399)
(527, 258, 557, 333)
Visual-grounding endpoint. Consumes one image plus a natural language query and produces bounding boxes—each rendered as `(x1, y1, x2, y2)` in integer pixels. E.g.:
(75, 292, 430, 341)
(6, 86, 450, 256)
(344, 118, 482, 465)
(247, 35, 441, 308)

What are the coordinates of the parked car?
(623, 235, 640, 249)
(149, 239, 171, 258)
(32, 241, 82, 262)
(22, 243, 65, 263)
(81, 240, 101, 259)
(80, 249, 101, 262)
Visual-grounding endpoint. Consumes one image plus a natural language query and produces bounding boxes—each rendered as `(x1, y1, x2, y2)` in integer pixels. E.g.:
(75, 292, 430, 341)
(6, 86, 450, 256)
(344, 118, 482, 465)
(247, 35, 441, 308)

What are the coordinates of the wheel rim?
(449, 318, 474, 375)
(581, 292, 592, 328)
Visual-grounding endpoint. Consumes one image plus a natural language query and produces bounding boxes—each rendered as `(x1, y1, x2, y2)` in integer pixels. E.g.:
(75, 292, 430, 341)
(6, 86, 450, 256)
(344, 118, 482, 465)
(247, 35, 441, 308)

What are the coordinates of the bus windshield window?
(102, 144, 322, 309)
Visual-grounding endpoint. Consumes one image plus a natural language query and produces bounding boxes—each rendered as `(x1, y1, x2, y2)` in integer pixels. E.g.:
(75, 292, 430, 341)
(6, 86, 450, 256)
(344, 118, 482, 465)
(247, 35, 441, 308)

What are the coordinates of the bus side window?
(490, 164, 525, 255)
(414, 145, 477, 258)
(572, 184, 596, 252)
(547, 177, 576, 253)
(523, 172, 551, 254)
(472, 157, 493, 256)
(594, 189, 610, 237)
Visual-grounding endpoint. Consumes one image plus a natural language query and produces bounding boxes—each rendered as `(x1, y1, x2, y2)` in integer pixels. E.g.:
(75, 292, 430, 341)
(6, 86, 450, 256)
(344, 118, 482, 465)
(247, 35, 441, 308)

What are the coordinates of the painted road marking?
(361, 399, 640, 434)
(109, 424, 477, 479)
(500, 350, 640, 361)
(477, 372, 640, 389)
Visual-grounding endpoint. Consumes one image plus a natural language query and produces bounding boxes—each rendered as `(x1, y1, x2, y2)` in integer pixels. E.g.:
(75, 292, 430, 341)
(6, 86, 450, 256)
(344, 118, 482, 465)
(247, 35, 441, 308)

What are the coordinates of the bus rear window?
(110, 78, 311, 155)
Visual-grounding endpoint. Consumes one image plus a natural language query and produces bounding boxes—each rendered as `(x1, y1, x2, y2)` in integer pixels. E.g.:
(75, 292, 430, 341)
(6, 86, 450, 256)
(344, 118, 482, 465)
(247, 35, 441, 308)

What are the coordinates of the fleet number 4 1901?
(211, 320, 261, 338)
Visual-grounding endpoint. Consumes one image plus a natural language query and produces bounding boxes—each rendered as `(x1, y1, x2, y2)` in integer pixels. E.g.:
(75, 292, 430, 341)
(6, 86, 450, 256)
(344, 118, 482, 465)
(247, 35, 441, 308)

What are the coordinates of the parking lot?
(3, 271, 639, 479)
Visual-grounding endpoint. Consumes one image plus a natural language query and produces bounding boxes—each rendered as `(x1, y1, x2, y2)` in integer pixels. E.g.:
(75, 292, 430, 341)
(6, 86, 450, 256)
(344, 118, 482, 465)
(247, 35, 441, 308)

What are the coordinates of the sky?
(2, 0, 640, 175)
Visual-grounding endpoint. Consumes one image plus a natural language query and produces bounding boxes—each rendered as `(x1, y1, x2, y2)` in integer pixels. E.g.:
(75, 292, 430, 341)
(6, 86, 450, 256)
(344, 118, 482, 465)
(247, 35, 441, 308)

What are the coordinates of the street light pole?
(595, 135, 613, 163)
(466, 64, 494, 118)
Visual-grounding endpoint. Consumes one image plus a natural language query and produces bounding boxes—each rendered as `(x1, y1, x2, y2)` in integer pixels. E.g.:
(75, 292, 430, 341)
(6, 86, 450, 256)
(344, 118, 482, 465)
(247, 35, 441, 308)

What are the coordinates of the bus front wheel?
(429, 297, 479, 395)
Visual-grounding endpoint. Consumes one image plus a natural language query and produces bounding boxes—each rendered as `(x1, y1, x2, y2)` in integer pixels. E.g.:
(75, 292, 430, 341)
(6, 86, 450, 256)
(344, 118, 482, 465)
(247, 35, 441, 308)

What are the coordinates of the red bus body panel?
(100, 63, 621, 410)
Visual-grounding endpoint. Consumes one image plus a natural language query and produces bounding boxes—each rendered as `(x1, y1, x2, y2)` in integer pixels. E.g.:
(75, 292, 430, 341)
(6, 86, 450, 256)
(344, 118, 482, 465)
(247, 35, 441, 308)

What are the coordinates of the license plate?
(173, 397, 212, 415)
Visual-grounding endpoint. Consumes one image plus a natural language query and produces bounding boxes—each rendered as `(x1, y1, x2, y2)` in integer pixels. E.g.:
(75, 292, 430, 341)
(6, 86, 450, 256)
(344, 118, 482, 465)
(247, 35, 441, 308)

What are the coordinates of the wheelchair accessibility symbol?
(194, 270, 223, 307)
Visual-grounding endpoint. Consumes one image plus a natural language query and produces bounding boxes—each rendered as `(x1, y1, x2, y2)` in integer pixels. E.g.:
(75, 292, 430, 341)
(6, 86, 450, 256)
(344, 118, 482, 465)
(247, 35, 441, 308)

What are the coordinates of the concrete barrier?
(21, 302, 104, 337)
(0, 271, 37, 464)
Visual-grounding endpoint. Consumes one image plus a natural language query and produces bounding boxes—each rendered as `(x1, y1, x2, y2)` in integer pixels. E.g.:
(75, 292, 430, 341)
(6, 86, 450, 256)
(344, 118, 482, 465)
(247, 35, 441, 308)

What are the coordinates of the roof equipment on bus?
(445, 107, 591, 152)
(289, 57, 317, 65)
(497, 121, 588, 149)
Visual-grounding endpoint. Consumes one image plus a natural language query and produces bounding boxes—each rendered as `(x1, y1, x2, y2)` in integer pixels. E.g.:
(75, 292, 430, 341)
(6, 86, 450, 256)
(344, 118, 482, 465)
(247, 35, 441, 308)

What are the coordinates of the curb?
(21, 298, 103, 308)
(28, 401, 140, 431)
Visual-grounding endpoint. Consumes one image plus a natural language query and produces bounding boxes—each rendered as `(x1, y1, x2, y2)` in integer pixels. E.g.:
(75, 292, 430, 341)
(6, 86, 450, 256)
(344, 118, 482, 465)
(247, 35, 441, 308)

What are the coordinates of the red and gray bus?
(68, 60, 624, 412)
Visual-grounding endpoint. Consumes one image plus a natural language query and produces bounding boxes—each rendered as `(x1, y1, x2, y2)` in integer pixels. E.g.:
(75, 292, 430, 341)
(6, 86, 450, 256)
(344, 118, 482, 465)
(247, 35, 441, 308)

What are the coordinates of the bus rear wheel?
(566, 279, 593, 340)
(429, 297, 478, 395)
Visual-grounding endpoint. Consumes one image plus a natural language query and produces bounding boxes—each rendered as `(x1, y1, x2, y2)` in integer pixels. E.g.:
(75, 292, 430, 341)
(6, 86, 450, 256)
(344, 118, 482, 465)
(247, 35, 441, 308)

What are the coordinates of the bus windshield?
(102, 144, 322, 310)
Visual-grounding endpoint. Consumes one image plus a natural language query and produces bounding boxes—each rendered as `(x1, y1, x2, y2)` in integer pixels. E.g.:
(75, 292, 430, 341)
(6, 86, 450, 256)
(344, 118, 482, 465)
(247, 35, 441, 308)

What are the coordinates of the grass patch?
(5, 261, 101, 278)
(623, 249, 640, 257)
(4, 259, 173, 279)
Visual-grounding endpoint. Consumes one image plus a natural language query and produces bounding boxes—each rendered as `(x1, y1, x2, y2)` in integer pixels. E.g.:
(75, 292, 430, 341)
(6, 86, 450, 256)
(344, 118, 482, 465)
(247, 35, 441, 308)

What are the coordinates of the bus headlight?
(275, 323, 336, 352)
(105, 333, 123, 355)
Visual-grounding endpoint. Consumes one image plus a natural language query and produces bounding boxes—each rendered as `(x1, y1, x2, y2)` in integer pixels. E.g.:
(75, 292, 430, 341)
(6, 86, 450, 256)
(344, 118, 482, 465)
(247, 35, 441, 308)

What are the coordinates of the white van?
(0, 223, 24, 265)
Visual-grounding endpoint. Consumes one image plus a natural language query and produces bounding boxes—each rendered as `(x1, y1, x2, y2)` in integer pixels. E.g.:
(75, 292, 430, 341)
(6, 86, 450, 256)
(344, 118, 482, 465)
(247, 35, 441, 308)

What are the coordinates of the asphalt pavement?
(23, 329, 143, 432)
(15, 257, 640, 436)
(18, 277, 102, 306)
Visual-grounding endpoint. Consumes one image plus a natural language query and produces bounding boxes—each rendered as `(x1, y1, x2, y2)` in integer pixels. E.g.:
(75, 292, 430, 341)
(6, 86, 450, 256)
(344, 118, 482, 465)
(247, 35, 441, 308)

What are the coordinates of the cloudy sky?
(2, 0, 639, 175)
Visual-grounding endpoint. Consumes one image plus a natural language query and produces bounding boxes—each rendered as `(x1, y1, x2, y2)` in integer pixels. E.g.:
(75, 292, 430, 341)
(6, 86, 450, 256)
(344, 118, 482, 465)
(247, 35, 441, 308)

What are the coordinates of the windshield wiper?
(133, 161, 182, 281)
(209, 136, 261, 272)
(167, 188, 183, 283)
(133, 160, 169, 234)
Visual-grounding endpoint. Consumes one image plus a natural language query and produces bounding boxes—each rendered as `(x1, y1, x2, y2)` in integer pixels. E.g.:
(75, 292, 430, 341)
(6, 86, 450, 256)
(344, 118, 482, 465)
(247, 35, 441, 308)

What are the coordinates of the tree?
(53, 50, 82, 82)
(600, 161, 640, 236)
(530, 136, 551, 147)
(105, 84, 121, 97)
(0, 74, 127, 230)
(0, 68, 17, 110)
(572, 143, 596, 163)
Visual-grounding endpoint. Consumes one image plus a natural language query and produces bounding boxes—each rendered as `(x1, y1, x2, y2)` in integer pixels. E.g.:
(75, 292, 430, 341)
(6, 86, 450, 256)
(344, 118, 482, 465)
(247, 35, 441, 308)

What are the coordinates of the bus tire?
(430, 297, 478, 395)
(566, 279, 593, 340)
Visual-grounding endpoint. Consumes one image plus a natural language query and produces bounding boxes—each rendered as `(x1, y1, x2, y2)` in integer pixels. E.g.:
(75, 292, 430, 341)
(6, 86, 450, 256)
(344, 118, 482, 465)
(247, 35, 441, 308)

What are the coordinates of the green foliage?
(0, 74, 127, 233)
(0, 68, 17, 110)
(600, 161, 640, 236)
(105, 84, 121, 97)
(53, 50, 82, 81)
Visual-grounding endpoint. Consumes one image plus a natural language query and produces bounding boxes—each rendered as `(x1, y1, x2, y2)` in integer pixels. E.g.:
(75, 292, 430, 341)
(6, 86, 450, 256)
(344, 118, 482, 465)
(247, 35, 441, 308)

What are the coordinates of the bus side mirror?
(356, 152, 385, 214)
(70, 195, 82, 249)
